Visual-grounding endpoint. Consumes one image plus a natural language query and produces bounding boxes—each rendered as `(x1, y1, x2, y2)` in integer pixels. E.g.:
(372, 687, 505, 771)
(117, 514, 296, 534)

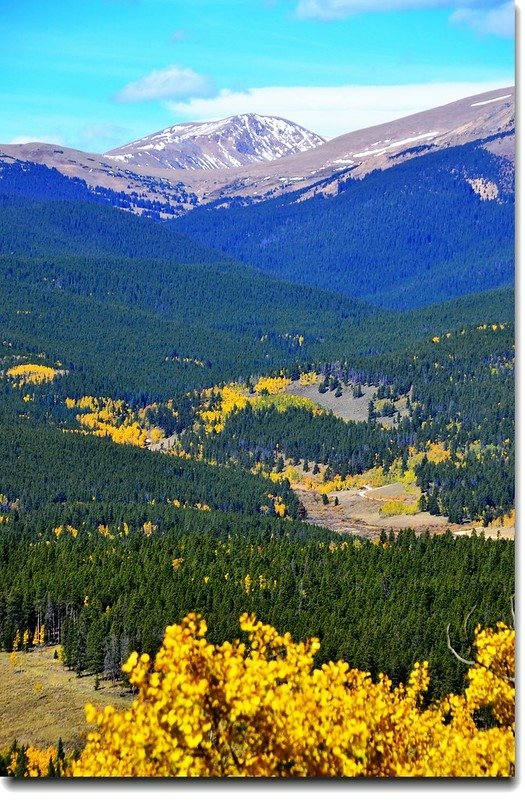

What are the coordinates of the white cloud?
(166, 80, 513, 138)
(296, 0, 514, 36)
(10, 134, 65, 145)
(297, 0, 448, 18)
(115, 65, 212, 103)
(450, 1, 514, 36)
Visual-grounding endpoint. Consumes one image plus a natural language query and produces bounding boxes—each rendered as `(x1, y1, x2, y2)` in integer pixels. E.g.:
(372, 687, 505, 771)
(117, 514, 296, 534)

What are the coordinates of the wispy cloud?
(170, 29, 186, 43)
(76, 123, 130, 151)
(296, 0, 514, 37)
(10, 133, 65, 146)
(115, 65, 213, 103)
(166, 80, 512, 138)
(450, 1, 514, 36)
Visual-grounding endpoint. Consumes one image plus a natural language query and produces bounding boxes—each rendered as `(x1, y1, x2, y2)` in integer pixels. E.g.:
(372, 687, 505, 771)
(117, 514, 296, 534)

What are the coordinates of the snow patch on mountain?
(351, 131, 440, 159)
(471, 94, 511, 108)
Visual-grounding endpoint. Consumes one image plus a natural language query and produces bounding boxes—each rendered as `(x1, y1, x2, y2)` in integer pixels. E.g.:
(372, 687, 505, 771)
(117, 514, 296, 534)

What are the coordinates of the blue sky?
(0, 0, 515, 151)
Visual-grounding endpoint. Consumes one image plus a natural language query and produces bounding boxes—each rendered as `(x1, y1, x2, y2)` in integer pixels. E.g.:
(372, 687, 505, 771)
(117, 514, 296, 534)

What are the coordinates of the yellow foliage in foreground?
(9, 746, 58, 778)
(70, 616, 514, 778)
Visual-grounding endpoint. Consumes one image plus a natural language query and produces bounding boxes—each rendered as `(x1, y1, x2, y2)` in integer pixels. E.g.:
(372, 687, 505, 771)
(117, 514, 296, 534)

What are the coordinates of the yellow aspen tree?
(70, 615, 514, 778)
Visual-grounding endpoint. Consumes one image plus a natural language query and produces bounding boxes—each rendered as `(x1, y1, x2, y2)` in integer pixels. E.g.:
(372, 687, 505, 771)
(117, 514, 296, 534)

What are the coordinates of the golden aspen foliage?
(67, 396, 156, 447)
(379, 499, 419, 517)
(197, 380, 323, 438)
(253, 393, 322, 414)
(425, 441, 452, 464)
(299, 371, 319, 386)
(199, 384, 249, 433)
(142, 521, 157, 537)
(254, 376, 291, 395)
(6, 363, 57, 386)
(70, 615, 514, 778)
(9, 746, 58, 777)
(53, 524, 79, 538)
(273, 497, 287, 517)
(476, 323, 508, 332)
(313, 452, 426, 495)
(465, 623, 514, 728)
(149, 426, 165, 444)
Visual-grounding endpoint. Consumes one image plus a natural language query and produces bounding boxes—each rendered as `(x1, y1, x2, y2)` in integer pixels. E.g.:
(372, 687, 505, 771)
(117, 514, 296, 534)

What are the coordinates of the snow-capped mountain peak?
(105, 113, 326, 170)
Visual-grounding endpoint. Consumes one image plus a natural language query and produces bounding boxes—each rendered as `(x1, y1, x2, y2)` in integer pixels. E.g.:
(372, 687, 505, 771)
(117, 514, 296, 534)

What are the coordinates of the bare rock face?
(104, 114, 326, 170)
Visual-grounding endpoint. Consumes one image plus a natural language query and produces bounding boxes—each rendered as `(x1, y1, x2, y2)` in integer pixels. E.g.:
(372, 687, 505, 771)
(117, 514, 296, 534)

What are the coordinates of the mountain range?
(0, 86, 514, 216)
(0, 85, 514, 313)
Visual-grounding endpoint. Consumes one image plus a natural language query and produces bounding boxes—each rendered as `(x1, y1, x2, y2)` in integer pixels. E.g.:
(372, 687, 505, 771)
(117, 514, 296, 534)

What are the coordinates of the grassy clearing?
(0, 647, 131, 751)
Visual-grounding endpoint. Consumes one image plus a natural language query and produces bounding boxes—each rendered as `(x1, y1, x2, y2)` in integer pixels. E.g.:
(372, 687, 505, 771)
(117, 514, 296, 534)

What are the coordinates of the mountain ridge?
(0, 86, 514, 217)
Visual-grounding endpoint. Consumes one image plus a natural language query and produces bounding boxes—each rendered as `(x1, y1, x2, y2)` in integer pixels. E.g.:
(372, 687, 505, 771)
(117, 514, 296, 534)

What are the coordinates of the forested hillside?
(0, 516, 514, 701)
(173, 138, 514, 309)
(0, 180, 514, 399)
(0, 174, 401, 398)
(0, 158, 196, 216)
(0, 132, 515, 772)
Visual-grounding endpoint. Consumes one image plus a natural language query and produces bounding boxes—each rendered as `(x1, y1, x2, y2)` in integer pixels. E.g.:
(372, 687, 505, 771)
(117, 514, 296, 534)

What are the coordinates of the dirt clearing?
(297, 485, 514, 541)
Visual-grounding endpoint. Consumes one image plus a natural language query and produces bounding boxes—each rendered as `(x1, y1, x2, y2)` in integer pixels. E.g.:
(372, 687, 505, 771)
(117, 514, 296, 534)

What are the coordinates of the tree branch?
(446, 623, 475, 666)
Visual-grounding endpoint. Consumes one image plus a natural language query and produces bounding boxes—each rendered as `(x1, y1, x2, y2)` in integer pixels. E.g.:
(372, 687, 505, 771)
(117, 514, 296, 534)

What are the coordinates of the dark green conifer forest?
(0, 149, 514, 713)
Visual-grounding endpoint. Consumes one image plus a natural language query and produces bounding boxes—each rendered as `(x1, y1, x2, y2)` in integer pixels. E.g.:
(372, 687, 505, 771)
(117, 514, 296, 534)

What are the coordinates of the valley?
(0, 84, 515, 775)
